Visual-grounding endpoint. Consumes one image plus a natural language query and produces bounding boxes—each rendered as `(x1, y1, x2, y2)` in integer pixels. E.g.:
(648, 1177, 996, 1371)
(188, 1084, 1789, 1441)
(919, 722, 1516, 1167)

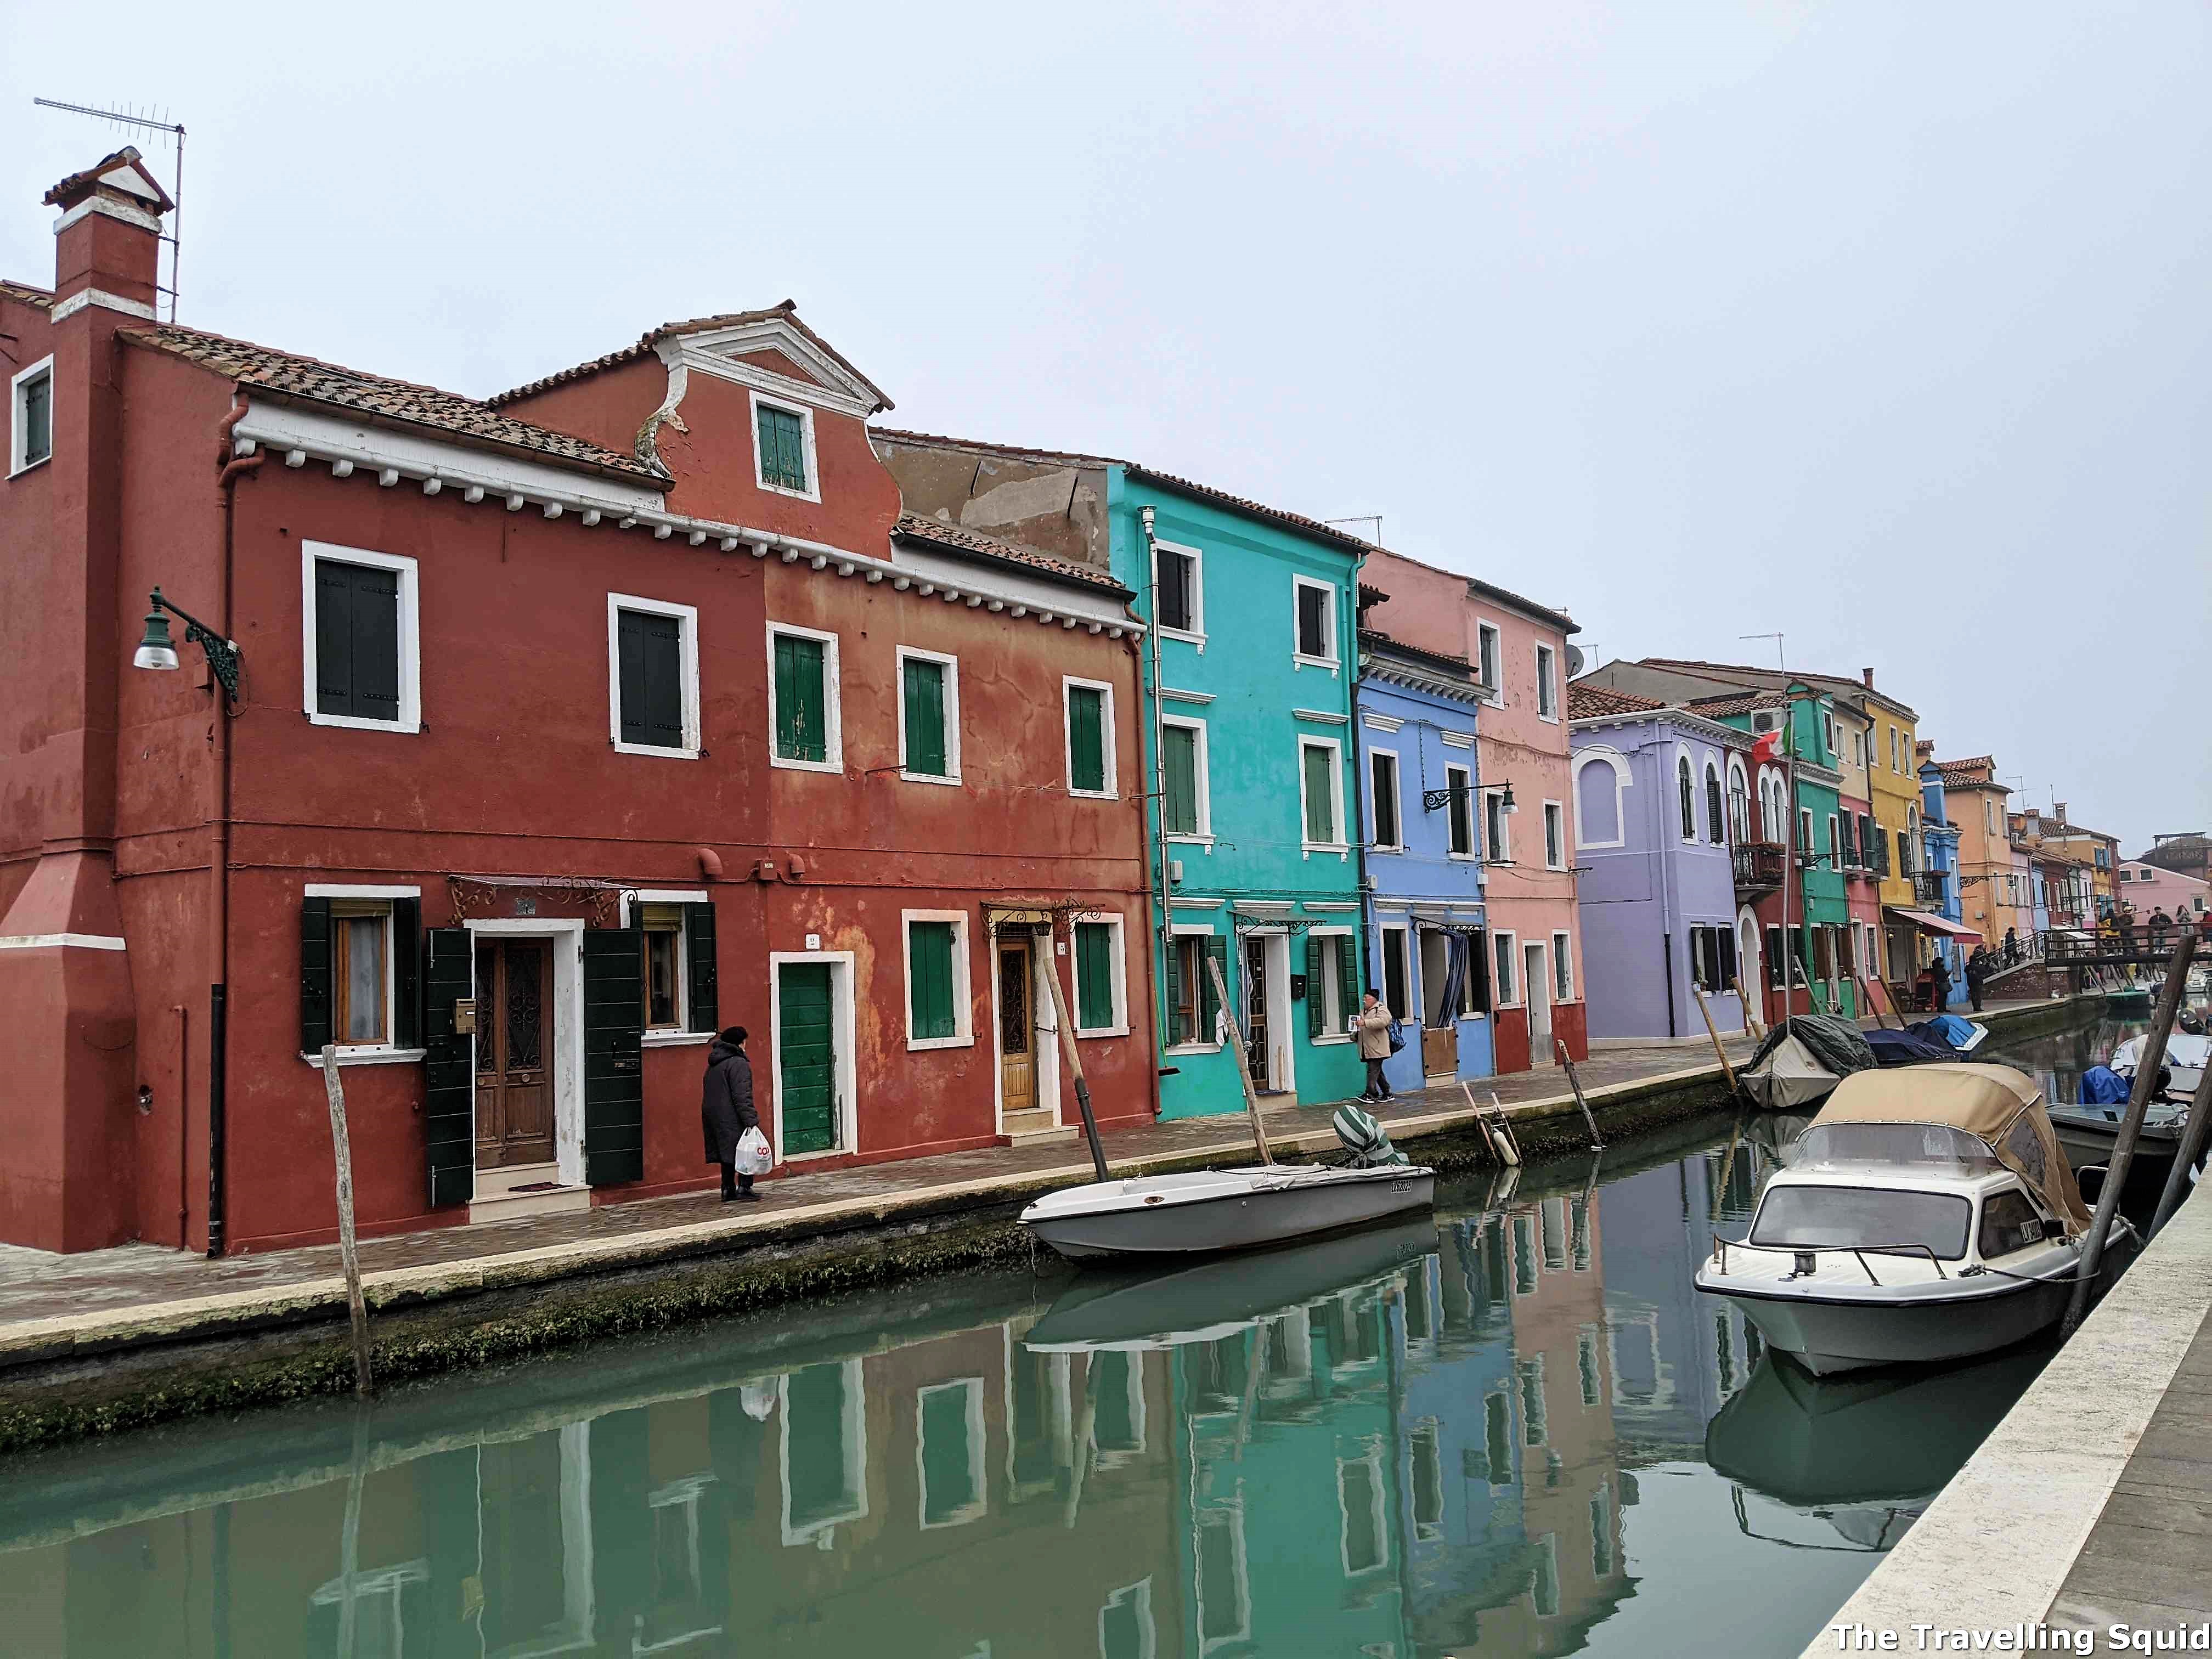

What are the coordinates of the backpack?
(1386, 1018, 1406, 1054)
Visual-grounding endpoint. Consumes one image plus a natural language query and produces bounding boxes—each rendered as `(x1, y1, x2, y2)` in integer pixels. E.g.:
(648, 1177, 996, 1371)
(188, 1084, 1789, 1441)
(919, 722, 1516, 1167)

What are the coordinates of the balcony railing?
(1914, 872, 1948, 906)
(1734, 841, 1786, 895)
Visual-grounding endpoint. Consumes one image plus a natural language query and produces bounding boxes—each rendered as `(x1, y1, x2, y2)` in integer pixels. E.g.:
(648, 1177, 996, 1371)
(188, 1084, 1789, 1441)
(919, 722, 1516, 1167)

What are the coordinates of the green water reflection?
(0, 1020, 2122, 1659)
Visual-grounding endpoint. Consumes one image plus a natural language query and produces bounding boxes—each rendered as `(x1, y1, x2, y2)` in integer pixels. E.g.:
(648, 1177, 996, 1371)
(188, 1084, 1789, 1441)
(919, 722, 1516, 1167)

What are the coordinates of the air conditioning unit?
(1752, 712, 1778, 732)
(1168, 860, 1183, 885)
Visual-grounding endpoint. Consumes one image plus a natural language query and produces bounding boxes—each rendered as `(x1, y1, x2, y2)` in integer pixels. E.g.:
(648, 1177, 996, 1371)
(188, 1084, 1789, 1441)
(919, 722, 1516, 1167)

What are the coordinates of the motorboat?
(1695, 1065, 2134, 1376)
(1019, 1105, 1436, 1262)
(2109, 1030, 2208, 1101)
(1739, 1014, 1876, 1111)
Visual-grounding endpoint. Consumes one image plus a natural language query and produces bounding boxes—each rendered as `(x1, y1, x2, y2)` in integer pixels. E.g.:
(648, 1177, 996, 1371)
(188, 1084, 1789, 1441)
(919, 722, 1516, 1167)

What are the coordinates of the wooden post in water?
(320, 1045, 373, 1397)
(1855, 975, 1894, 1030)
(1690, 986, 1741, 1095)
(1036, 924, 1111, 1183)
(1732, 972, 1766, 1043)
(2147, 926, 2210, 1239)
(2064, 927, 2198, 1335)
(1206, 952, 1275, 1165)
(1553, 1038, 1605, 1150)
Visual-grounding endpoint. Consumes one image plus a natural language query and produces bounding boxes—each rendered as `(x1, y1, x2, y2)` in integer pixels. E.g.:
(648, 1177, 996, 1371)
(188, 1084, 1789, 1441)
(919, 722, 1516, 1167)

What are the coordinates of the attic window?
(753, 396, 816, 498)
(10, 357, 52, 475)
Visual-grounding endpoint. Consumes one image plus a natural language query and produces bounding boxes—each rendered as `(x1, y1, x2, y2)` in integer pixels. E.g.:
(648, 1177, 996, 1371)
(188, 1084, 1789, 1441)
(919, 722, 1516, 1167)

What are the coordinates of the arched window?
(1678, 755, 1696, 840)
(1704, 763, 1724, 844)
(1575, 754, 1624, 847)
(1728, 760, 1750, 843)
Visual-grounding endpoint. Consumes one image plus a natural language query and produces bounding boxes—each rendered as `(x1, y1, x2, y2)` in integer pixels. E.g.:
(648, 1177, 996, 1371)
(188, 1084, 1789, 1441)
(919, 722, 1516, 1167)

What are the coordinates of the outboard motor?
(1332, 1103, 1407, 1168)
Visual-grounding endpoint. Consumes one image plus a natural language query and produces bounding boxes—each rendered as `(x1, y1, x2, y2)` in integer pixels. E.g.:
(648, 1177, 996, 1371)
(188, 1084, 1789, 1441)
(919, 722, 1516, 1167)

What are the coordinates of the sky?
(5, 2, 2207, 852)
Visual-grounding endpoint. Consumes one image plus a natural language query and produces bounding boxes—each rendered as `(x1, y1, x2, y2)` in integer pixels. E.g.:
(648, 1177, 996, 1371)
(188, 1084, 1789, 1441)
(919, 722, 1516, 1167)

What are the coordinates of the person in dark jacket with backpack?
(703, 1026, 760, 1202)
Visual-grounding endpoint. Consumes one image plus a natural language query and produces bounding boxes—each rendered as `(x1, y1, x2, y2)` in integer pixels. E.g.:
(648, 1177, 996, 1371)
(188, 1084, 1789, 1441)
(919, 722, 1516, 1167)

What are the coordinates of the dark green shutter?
(313, 560, 400, 722)
(774, 634, 828, 763)
(778, 962, 837, 1154)
(1069, 687, 1106, 793)
(1338, 928, 1361, 1029)
(1303, 745, 1335, 843)
(590, 1408, 654, 1633)
(392, 896, 421, 1049)
(1297, 584, 1329, 657)
(903, 657, 947, 776)
(1200, 937, 1228, 1042)
(1076, 922, 1114, 1030)
(685, 901, 718, 1033)
(758, 404, 808, 492)
(1165, 934, 1186, 1045)
(300, 896, 333, 1054)
(421, 928, 474, 1209)
(1163, 725, 1197, 834)
(910, 921, 957, 1039)
(1156, 549, 1189, 632)
(617, 610, 684, 748)
(1305, 932, 1326, 1039)
(584, 928, 645, 1185)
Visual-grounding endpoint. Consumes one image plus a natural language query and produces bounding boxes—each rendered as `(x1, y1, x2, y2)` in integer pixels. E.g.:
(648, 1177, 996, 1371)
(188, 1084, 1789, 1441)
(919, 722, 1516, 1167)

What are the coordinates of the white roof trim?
(663, 317, 885, 419)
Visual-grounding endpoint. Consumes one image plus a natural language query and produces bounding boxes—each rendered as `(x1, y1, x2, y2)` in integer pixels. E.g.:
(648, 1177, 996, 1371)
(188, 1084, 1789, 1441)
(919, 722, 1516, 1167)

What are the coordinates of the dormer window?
(752, 393, 819, 501)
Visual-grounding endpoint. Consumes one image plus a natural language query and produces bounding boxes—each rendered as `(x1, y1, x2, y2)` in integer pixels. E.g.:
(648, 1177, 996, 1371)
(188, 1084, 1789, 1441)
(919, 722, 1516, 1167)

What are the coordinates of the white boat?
(1695, 1065, 2132, 1376)
(2110, 1030, 2208, 1101)
(1019, 1160, 1436, 1261)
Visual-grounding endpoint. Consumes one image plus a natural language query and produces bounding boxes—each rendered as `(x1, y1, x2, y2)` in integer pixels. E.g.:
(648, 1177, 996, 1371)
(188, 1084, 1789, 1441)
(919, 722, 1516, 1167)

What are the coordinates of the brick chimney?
(43, 145, 170, 321)
(1861, 667, 1874, 689)
(2054, 802, 2067, 824)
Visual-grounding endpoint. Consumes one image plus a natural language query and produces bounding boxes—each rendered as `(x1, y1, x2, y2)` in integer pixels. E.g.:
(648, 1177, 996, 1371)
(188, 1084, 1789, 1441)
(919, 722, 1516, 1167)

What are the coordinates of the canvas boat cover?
(1867, 1026, 1957, 1067)
(1810, 1064, 2092, 1229)
(1741, 1014, 1876, 1110)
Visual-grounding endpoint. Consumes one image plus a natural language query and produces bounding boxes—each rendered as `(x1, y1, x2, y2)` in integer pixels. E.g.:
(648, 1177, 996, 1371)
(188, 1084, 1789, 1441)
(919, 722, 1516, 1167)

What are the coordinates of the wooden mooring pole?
(1206, 952, 1276, 1165)
(1036, 926, 1112, 1183)
(2147, 925, 2211, 1239)
(2064, 927, 2198, 1335)
(1690, 986, 1741, 1096)
(1553, 1039, 1605, 1150)
(319, 1045, 374, 1397)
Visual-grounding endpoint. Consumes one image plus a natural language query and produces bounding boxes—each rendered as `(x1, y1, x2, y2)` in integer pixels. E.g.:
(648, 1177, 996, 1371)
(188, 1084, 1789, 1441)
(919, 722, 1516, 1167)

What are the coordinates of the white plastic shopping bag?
(735, 1125, 773, 1176)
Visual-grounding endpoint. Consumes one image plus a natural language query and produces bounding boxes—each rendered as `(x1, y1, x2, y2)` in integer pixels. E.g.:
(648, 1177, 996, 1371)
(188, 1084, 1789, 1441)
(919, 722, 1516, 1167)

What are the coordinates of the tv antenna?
(1322, 515, 1383, 546)
(33, 97, 185, 321)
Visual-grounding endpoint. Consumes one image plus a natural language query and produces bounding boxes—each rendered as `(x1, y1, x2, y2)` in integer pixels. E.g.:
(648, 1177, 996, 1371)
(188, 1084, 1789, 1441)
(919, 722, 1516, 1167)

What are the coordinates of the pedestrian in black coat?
(1965, 947, 1989, 1013)
(703, 1026, 761, 1201)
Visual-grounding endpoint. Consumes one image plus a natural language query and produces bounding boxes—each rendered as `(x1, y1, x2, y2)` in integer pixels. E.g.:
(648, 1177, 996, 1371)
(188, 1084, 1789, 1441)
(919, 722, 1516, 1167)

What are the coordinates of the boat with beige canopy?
(1694, 1064, 2135, 1376)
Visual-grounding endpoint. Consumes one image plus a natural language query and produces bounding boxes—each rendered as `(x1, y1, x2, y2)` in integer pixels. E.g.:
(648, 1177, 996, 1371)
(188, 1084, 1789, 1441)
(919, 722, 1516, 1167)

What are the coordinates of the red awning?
(1885, 906, 1982, 941)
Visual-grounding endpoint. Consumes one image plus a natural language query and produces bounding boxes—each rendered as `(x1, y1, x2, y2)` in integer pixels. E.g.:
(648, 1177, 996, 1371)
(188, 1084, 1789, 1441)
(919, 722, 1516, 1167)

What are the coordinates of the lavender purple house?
(1569, 685, 1753, 1042)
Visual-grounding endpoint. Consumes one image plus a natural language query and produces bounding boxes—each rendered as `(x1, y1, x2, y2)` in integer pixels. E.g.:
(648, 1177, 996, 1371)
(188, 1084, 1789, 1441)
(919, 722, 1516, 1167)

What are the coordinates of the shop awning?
(1885, 906, 1982, 941)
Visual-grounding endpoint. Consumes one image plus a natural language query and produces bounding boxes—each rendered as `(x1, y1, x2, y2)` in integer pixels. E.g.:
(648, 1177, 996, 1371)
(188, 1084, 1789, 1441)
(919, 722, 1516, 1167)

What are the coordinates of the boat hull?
(1021, 1166, 1436, 1261)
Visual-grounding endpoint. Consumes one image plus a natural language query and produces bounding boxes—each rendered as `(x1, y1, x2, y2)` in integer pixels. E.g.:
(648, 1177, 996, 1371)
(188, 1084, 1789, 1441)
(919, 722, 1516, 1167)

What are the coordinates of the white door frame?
(989, 925, 1063, 1129)
(768, 950, 859, 1164)
(1244, 928, 1292, 1091)
(462, 918, 586, 1192)
(1523, 939, 1552, 1062)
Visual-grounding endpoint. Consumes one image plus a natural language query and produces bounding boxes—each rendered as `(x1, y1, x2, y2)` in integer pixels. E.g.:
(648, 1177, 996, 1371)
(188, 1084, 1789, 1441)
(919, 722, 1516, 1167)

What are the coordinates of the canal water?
(0, 1011, 2147, 1659)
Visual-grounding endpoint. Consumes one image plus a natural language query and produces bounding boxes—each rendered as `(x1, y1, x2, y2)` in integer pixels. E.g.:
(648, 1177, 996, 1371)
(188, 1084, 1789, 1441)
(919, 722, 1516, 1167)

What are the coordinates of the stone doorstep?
(466, 1186, 590, 1225)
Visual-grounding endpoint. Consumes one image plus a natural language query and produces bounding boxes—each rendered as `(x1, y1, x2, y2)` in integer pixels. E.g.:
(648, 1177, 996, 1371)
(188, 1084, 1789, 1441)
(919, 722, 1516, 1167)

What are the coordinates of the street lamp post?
(136, 587, 242, 707)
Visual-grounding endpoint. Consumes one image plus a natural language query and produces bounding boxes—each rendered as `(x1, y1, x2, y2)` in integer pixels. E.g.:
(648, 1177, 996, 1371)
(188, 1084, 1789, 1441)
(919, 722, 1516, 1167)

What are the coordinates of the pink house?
(2118, 860, 2209, 924)
(1361, 550, 1587, 1071)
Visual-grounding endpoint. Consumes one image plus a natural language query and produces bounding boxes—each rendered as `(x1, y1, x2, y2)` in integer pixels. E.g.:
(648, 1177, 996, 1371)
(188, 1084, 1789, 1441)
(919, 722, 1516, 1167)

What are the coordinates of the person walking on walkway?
(2004, 926, 2021, 967)
(1354, 990, 1396, 1103)
(703, 1026, 761, 1202)
(1926, 951, 1953, 1012)
(2149, 909, 2174, 953)
(1966, 946, 1990, 1014)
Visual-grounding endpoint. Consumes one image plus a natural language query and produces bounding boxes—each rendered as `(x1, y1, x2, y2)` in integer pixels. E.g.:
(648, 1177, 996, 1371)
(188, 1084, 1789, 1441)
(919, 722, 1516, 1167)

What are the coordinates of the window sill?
(1164, 1042, 1223, 1056)
(900, 769, 963, 787)
(771, 754, 843, 775)
(1292, 654, 1340, 674)
(1157, 626, 1207, 651)
(310, 711, 423, 735)
(8, 454, 52, 481)
(614, 740, 702, 760)
(1075, 1025, 1132, 1041)
(755, 478, 822, 504)
(1310, 1033, 1354, 1046)
(906, 1034, 975, 1053)
(1302, 843, 1350, 857)
(1447, 851, 1482, 863)
(642, 1030, 713, 1048)
(300, 1047, 427, 1068)
(1166, 832, 1215, 848)
(1069, 787, 1120, 802)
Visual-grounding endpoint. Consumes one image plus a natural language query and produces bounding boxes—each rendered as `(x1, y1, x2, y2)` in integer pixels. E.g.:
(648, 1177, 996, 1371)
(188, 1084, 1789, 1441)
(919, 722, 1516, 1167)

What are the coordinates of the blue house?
(1917, 758, 1971, 1008)
(1355, 627, 1492, 1094)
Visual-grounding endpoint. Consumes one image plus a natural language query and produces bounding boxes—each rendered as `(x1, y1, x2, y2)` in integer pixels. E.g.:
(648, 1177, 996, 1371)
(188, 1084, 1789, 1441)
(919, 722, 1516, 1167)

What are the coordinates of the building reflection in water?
(0, 1122, 2002, 1659)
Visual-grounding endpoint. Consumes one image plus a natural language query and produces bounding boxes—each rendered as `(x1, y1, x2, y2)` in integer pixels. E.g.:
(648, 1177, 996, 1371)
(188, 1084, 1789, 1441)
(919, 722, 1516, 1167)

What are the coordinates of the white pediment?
(667, 315, 886, 419)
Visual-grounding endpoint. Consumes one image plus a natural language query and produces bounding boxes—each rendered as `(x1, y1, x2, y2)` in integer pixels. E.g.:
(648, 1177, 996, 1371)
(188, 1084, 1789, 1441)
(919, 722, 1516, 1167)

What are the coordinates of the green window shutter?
(1338, 928, 1360, 1031)
(392, 896, 421, 1049)
(1162, 725, 1198, 834)
(685, 901, 718, 1033)
(1303, 746, 1336, 843)
(420, 928, 474, 1208)
(314, 560, 400, 723)
(1200, 938, 1228, 1041)
(1165, 934, 1186, 1045)
(583, 929, 645, 1185)
(774, 634, 828, 763)
(1076, 922, 1115, 1030)
(902, 657, 947, 776)
(910, 921, 957, 1040)
(757, 404, 809, 492)
(1306, 933, 1327, 1039)
(1068, 687, 1106, 793)
(617, 610, 684, 748)
(300, 896, 333, 1053)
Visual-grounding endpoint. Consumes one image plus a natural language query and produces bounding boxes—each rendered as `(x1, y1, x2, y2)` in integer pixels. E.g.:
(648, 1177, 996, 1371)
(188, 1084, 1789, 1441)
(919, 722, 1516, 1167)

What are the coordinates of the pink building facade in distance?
(1361, 550, 1587, 1071)
(2117, 860, 2209, 923)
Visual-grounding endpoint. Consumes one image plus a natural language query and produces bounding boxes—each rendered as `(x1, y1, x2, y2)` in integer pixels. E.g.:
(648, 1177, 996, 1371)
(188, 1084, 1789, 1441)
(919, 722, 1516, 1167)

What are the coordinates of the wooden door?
(779, 962, 837, 1154)
(999, 936, 1037, 1115)
(477, 1434, 567, 1651)
(1244, 938, 1272, 1088)
(475, 940, 555, 1169)
(1524, 942, 1551, 1061)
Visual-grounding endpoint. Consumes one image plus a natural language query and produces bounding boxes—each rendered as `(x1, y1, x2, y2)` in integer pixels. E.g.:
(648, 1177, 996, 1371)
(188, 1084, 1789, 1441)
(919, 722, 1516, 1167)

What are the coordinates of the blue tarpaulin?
(1922, 1014, 1979, 1049)
(2078, 1066, 2131, 1106)
(1867, 1027, 1957, 1067)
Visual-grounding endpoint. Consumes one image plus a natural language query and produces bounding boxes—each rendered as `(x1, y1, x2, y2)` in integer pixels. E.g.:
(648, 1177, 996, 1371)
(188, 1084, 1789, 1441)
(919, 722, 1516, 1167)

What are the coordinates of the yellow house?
(1825, 673, 1921, 979)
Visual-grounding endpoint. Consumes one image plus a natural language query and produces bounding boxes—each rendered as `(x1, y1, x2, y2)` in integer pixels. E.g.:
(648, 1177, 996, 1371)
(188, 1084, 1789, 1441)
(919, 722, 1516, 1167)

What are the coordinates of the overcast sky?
(7, 3, 2207, 851)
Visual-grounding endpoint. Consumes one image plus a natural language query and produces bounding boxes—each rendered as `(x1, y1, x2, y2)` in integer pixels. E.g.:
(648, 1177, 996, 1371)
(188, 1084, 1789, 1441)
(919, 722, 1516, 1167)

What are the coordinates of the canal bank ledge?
(0, 995, 2095, 1451)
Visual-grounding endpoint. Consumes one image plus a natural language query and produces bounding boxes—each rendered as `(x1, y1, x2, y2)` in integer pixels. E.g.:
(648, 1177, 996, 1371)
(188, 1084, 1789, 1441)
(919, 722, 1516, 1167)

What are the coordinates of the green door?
(778, 962, 837, 1154)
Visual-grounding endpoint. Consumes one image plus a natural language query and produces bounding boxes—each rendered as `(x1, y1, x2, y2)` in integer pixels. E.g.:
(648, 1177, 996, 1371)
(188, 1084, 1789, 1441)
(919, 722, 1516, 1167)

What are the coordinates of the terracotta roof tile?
(1567, 684, 1666, 718)
(121, 323, 665, 484)
(1358, 627, 1476, 680)
(893, 511, 1128, 595)
(488, 301, 890, 412)
(1684, 690, 1781, 718)
(1932, 756, 2000, 786)
(1, 278, 53, 310)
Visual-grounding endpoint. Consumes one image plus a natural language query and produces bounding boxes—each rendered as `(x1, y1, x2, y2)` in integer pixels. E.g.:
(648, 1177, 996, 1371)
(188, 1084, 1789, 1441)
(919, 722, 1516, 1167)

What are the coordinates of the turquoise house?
(872, 434, 1371, 1119)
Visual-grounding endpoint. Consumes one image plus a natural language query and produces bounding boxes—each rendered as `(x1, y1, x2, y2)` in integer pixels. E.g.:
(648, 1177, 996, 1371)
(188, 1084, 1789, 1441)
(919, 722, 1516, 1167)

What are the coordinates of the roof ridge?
(892, 510, 1127, 595)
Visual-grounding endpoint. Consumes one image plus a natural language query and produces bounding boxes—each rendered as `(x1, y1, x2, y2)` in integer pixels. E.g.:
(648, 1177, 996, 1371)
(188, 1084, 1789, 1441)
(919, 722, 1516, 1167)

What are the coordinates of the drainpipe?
(1346, 552, 1370, 1005)
(1136, 504, 1171, 1111)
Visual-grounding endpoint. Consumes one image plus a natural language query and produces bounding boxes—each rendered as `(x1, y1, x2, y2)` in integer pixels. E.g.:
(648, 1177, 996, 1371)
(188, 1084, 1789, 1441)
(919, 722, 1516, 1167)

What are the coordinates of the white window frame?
(1165, 924, 1224, 1054)
(1552, 930, 1574, 1001)
(894, 644, 962, 786)
(1063, 675, 1119, 800)
(1099, 1579, 1158, 1659)
(1290, 574, 1339, 671)
(1492, 929, 1520, 1007)
(1822, 709, 1838, 760)
(1703, 760, 1724, 844)
(780, 1359, 868, 1544)
(1484, 788, 1512, 864)
(1827, 812, 1841, 871)
(1571, 751, 1628, 851)
(1676, 747, 1700, 844)
(766, 620, 844, 774)
(1801, 807, 1815, 857)
(302, 542, 423, 735)
(1160, 712, 1212, 842)
(1534, 642, 1559, 723)
(1308, 927, 1355, 1042)
(607, 591, 703, 760)
(1368, 746, 1402, 850)
(9, 355, 53, 477)
(619, 888, 713, 1047)
(1543, 800, 1566, 871)
(1727, 756, 1751, 843)
(1380, 924, 1413, 1019)
(1071, 910, 1131, 1039)
(1476, 621, 1503, 703)
(748, 387, 821, 503)
(1152, 537, 1205, 646)
(915, 1377, 989, 1530)
(306, 882, 424, 1062)
(901, 907, 974, 1051)
(1446, 763, 1479, 859)
(1297, 736, 1347, 855)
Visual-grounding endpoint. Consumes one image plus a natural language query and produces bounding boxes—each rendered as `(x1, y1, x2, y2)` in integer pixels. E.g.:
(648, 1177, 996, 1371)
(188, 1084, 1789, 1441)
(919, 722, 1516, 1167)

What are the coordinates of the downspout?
(1346, 553, 1369, 1007)
(1656, 729, 1677, 1037)
(207, 390, 262, 1257)
(1136, 502, 1170, 1115)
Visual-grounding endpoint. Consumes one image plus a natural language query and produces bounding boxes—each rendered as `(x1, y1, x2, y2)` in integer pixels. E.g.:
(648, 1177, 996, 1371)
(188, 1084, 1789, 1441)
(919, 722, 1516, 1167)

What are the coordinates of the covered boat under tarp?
(1740, 1014, 1876, 1110)
(1866, 1026, 1956, 1067)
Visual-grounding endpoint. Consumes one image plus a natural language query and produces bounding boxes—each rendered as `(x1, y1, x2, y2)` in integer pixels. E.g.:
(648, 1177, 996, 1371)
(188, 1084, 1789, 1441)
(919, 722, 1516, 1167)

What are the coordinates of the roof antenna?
(33, 97, 185, 321)
(1322, 515, 1382, 546)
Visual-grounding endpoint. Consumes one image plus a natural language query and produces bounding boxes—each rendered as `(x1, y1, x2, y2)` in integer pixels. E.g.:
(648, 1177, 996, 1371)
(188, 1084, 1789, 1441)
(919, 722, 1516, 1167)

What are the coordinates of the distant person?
(2149, 909, 2174, 952)
(1354, 989, 1396, 1103)
(1927, 952, 1953, 1012)
(1965, 947, 1989, 1014)
(2004, 926, 2021, 967)
(703, 1025, 762, 1202)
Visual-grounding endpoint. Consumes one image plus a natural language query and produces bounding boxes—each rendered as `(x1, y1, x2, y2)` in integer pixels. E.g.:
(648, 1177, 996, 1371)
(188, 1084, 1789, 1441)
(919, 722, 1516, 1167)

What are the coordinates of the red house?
(0, 149, 1156, 1255)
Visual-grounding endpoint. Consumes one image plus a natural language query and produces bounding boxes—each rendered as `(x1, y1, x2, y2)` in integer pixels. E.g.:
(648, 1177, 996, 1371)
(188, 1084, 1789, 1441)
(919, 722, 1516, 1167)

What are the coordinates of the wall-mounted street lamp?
(134, 587, 242, 708)
(1421, 779, 1514, 814)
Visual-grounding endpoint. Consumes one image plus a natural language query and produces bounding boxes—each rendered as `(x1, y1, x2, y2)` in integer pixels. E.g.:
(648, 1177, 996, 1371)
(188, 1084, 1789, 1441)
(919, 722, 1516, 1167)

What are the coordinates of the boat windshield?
(1795, 1122, 2002, 1174)
(1748, 1186, 1974, 1261)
